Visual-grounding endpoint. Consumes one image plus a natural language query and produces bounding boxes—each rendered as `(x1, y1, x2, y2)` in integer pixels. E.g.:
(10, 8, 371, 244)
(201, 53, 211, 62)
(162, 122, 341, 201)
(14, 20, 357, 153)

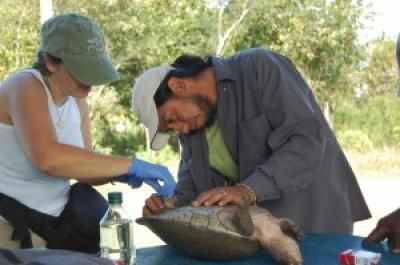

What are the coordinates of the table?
(136, 233, 400, 265)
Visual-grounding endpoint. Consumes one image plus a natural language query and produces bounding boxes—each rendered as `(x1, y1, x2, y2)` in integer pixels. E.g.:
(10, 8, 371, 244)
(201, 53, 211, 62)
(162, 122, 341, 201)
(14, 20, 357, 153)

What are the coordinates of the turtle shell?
(136, 205, 265, 260)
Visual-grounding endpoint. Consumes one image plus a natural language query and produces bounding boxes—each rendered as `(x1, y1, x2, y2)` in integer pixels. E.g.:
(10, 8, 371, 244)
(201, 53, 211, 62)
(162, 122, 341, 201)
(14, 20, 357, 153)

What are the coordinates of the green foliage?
(229, 0, 367, 107)
(54, 0, 214, 94)
(135, 144, 179, 165)
(336, 129, 373, 151)
(391, 126, 400, 143)
(1, 0, 385, 158)
(86, 84, 143, 155)
(363, 39, 398, 95)
(334, 94, 400, 150)
(0, 0, 40, 80)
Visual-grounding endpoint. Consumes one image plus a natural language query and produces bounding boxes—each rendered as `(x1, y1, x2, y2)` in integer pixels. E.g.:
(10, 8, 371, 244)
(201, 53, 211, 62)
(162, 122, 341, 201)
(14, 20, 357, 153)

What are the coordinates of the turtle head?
(232, 195, 255, 236)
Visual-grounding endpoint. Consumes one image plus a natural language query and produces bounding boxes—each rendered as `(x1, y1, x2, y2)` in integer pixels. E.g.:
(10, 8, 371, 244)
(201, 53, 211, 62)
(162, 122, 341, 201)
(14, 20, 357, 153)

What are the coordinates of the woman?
(0, 13, 175, 252)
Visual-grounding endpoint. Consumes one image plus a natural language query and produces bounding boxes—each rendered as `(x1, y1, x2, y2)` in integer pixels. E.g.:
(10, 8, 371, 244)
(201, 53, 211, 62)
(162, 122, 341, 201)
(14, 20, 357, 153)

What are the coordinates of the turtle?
(136, 197, 304, 265)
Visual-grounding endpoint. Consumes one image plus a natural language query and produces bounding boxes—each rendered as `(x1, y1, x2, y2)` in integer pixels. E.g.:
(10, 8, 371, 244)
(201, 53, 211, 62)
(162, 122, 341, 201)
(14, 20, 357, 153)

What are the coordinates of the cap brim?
(64, 55, 120, 86)
(147, 102, 170, 150)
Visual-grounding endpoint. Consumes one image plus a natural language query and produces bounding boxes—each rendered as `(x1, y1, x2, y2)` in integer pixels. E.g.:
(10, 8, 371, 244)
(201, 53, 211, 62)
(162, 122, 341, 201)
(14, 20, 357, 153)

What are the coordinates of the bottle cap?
(108, 192, 123, 204)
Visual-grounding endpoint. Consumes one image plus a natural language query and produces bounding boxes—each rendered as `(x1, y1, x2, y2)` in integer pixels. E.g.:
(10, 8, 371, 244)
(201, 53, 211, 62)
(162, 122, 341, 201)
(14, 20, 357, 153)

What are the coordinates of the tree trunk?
(40, 0, 53, 24)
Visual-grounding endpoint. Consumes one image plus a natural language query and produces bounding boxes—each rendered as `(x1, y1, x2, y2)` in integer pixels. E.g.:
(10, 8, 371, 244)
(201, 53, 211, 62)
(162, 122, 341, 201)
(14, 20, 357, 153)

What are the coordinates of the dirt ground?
(97, 149, 400, 248)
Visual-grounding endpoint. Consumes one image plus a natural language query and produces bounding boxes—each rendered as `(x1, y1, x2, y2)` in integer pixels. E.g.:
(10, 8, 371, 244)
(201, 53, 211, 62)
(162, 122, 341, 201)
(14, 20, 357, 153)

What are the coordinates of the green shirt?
(205, 120, 240, 183)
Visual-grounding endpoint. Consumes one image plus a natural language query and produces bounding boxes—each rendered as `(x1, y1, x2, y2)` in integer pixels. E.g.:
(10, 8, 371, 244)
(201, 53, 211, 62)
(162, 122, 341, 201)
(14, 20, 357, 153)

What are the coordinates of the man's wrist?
(236, 183, 257, 203)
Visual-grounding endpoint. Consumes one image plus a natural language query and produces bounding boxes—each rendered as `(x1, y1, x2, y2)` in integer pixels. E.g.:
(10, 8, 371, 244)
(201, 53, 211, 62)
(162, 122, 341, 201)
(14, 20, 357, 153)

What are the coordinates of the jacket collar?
(211, 56, 237, 82)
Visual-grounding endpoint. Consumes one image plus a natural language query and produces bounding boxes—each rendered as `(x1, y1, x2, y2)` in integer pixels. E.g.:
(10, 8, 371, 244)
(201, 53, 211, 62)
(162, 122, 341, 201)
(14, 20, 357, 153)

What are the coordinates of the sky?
(360, 0, 400, 42)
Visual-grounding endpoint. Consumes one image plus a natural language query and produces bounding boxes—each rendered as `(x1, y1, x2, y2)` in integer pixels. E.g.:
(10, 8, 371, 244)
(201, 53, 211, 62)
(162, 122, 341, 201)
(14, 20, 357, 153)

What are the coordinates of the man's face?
(157, 94, 217, 134)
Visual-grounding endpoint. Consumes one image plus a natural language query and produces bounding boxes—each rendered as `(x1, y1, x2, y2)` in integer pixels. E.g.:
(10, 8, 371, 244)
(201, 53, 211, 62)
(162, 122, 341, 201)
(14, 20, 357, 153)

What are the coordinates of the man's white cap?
(132, 66, 174, 150)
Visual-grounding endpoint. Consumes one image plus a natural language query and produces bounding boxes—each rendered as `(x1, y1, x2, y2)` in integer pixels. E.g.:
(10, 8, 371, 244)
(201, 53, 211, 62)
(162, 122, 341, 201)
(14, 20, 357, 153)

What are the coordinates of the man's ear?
(168, 77, 187, 96)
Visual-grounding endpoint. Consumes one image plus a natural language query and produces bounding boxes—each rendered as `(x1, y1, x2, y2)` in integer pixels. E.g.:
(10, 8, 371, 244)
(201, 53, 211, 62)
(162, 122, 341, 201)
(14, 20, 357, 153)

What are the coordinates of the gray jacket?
(175, 48, 371, 233)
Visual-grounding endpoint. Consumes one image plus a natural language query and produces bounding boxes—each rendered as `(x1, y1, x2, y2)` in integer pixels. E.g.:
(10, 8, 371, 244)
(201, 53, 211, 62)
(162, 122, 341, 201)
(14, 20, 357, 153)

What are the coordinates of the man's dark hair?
(154, 55, 213, 108)
(32, 51, 62, 76)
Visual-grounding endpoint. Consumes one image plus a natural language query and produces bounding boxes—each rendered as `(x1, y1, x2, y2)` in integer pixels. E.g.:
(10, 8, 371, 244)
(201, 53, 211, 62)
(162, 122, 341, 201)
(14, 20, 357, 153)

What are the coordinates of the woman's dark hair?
(32, 51, 62, 76)
(154, 55, 213, 107)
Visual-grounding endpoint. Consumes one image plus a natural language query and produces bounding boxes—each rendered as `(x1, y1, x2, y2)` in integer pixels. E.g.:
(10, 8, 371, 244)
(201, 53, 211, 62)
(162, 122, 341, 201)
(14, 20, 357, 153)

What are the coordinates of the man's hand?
(363, 208, 400, 253)
(142, 194, 178, 217)
(191, 185, 256, 207)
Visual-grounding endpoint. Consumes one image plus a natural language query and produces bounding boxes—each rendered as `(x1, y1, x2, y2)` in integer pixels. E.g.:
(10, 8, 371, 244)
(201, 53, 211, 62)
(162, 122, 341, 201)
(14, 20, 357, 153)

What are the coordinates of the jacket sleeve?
(174, 135, 198, 206)
(240, 49, 325, 202)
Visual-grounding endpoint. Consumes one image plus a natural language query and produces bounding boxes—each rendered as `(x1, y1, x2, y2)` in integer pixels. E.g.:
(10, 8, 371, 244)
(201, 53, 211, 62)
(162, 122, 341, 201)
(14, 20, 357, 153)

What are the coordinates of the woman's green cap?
(40, 13, 119, 86)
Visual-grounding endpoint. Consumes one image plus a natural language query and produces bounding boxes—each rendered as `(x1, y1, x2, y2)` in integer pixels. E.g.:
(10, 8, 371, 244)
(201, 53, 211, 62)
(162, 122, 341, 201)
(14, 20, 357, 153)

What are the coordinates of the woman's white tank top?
(0, 69, 84, 216)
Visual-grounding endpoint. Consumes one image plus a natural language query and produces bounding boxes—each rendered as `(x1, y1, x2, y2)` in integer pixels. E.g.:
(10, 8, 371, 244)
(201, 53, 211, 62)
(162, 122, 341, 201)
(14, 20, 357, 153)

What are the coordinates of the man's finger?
(192, 192, 213, 207)
(145, 195, 164, 212)
(218, 194, 233, 206)
(388, 233, 400, 253)
(363, 227, 388, 245)
(170, 196, 178, 206)
(142, 206, 153, 217)
(203, 191, 227, 206)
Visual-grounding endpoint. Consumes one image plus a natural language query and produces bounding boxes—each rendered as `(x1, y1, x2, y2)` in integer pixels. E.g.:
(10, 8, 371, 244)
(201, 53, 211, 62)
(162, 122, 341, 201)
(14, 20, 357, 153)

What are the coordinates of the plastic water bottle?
(100, 192, 136, 265)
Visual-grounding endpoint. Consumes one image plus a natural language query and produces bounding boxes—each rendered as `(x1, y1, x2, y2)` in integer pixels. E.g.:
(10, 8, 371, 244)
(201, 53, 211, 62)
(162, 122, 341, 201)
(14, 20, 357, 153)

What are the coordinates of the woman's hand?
(116, 159, 176, 197)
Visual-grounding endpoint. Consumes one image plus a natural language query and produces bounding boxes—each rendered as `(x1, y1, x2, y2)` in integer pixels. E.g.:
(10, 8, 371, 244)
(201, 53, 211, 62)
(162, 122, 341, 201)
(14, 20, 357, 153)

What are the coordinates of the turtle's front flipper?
(279, 218, 305, 241)
(232, 196, 254, 236)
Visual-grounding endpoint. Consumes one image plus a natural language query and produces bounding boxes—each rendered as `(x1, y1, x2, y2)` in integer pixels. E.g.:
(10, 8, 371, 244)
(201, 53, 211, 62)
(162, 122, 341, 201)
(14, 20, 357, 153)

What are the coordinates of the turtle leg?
(253, 218, 303, 265)
(279, 218, 305, 241)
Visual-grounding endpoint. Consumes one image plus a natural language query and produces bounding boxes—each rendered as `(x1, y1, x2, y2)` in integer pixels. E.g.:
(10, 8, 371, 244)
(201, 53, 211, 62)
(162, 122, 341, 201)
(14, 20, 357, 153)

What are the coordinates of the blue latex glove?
(116, 159, 176, 198)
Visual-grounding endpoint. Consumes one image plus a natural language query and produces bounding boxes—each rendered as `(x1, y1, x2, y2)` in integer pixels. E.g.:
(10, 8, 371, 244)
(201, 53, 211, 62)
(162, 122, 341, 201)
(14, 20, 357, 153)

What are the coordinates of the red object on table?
(339, 249, 381, 265)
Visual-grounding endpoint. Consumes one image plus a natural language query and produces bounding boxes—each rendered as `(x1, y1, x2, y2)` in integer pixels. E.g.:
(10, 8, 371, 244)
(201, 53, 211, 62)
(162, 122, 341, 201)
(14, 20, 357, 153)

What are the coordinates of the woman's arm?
(6, 73, 131, 181)
(75, 98, 110, 185)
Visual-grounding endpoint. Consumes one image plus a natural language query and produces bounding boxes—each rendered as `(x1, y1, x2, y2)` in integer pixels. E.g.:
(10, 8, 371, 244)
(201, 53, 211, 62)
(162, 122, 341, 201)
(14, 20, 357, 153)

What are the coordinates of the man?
(132, 48, 371, 233)
(363, 208, 400, 253)
(362, 35, 400, 253)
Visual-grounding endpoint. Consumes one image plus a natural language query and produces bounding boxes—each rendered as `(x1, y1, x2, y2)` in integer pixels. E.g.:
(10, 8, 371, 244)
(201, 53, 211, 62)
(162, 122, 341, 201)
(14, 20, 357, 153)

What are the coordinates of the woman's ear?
(44, 54, 57, 73)
(167, 77, 187, 96)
